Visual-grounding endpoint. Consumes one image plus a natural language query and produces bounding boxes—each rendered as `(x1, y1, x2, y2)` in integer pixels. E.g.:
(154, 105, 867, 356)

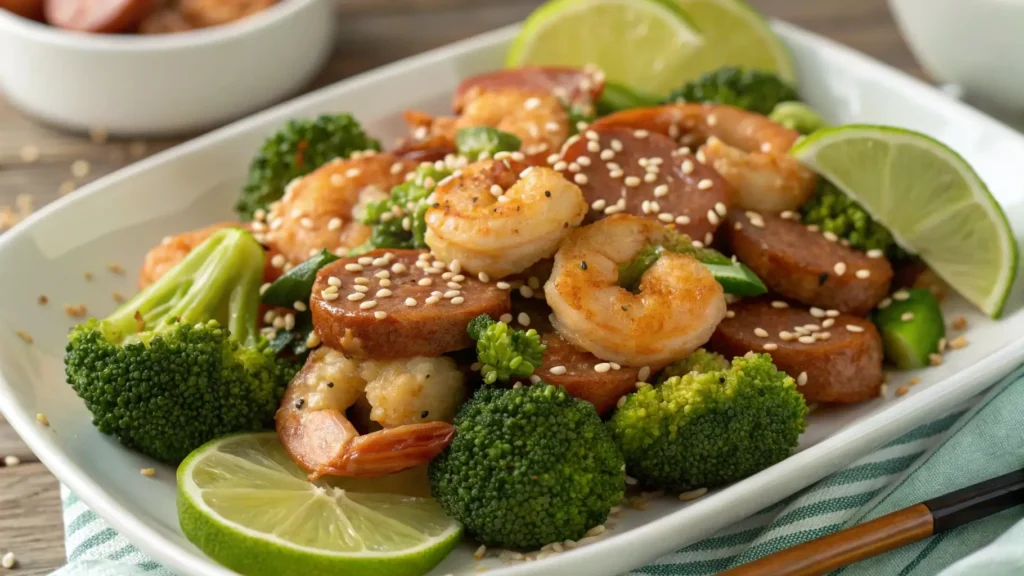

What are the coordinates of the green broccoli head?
(429, 384, 625, 549)
(667, 66, 799, 115)
(64, 229, 296, 462)
(467, 314, 546, 384)
(236, 114, 380, 220)
(608, 353, 807, 492)
(769, 101, 827, 135)
(455, 127, 522, 160)
(800, 179, 908, 260)
(358, 162, 451, 252)
(656, 349, 730, 383)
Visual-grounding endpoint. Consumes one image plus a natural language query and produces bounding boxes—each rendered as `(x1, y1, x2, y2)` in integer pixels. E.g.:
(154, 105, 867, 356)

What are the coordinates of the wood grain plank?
(0, 462, 65, 575)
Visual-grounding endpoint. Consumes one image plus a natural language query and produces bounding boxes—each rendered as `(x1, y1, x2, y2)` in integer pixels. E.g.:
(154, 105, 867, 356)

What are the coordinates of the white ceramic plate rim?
(3, 20, 1024, 576)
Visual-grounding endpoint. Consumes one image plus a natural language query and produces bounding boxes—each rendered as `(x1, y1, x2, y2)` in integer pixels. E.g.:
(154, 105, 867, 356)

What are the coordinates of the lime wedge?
(177, 432, 462, 576)
(670, 0, 796, 82)
(792, 126, 1018, 318)
(507, 0, 704, 96)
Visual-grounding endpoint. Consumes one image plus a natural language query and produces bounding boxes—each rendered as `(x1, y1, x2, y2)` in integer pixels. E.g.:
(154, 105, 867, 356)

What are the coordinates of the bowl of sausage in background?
(0, 0, 335, 136)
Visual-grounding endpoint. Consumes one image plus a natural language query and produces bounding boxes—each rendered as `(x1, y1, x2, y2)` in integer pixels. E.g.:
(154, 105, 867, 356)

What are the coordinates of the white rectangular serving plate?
(2, 21, 1024, 576)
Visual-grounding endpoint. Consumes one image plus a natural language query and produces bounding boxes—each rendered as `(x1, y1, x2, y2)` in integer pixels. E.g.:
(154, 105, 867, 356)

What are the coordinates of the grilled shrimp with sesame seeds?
(544, 214, 726, 367)
(276, 346, 460, 479)
(425, 159, 588, 278)
(406, 88, 571, 162)
(593, 104, 817, 212)
(263, 153, 415, 264)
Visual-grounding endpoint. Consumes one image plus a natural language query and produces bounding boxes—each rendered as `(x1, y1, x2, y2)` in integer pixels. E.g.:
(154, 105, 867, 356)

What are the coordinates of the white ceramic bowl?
(0, 0, 334, 136)
(889, 0, 1024, 113)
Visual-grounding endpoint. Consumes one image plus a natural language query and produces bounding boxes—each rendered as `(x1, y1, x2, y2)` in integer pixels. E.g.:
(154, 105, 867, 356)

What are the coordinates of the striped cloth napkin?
(53, 364, 1024, 576)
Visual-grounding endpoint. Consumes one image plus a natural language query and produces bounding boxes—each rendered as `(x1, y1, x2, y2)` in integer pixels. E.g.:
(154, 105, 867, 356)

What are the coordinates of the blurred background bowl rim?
(0, 0, 321, 52)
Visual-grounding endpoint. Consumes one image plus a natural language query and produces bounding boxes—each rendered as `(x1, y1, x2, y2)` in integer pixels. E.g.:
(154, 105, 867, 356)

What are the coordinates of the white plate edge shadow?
(2, 20, 1024, 576)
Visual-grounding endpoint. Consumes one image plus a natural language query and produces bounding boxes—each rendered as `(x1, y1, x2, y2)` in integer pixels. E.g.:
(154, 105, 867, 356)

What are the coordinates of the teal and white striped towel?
(54, 364, 1024, 576)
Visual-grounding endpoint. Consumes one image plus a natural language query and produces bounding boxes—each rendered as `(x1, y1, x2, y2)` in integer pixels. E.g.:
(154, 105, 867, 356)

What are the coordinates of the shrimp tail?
(316, 421, 456, 479)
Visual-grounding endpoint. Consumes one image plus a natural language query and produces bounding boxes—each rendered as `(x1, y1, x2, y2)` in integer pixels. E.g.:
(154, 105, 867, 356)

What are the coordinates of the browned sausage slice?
(709, 297, 883, 403)
(725, 211, 893, 315)
(45, 0, 154, 32)
(454, 67, 605, 113)
(512, 300, 639, 415)
(311, 249, 511, 359)
(559, 125, 731, 243)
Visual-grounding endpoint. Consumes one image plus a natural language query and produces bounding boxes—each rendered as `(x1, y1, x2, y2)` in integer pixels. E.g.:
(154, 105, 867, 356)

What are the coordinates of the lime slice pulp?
(792, 125, 1018, 318)
(670, 0, 796, 82)
(507, 0, 704, 97)
(177, 432, 462, 576)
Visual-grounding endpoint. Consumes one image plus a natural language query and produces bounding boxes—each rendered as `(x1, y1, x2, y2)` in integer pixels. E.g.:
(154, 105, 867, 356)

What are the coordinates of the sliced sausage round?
(512, 299, 639, 415)
(45, 0, 155, 32)
(311, 249, 511, 359)
(725, 211, 893, 315)
(709, 297, 883, 403)
(453, 66, 605, 113)
(559, 125, 731, 242)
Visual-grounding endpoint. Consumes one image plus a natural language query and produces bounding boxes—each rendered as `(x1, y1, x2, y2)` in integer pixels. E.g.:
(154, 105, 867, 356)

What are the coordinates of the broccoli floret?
(656, 349, 730, 383)
(667, 66, 799, 115)
(361, 163, 451, 250)
(429, 384, 625, 549)
(467, 314, 546, 384)
(236, 114, 380, 220)
(608, 353, 807, 491)
(800, 179, 908, 260)
(64, 229, 297, 463)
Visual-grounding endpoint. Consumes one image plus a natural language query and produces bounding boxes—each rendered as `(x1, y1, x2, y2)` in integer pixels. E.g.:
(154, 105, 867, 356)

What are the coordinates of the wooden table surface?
(0, 0, 924, 573)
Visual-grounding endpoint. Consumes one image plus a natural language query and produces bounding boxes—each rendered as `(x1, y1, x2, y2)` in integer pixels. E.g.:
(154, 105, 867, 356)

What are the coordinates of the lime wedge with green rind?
(670, 0, 796, 83)
(177, 432, 462, 576)
(507, 0, 704, 97)
(792, 125, 1017, 318)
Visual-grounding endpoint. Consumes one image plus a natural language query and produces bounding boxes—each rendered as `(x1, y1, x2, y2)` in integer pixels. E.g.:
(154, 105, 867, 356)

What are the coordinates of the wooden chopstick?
(720, 469, 1024, 576)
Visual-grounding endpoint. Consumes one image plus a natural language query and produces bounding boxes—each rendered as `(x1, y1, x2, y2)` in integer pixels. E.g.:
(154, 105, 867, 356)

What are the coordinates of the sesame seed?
(823, 231, 839, 242)
(346, 292, 366, 301)
(707, 209, 720, 225)
(696, 149, 707, 164)
(779, 331, 794, 341)
(599, 149, 615, 161)
(344, 263, 363, 272)
(322, 292, 339, 301)
(950, 336, 968, 349)
(578, 156, 592, 167)
(797, 372, 808, 386)
(634, 129, 649, 139)
(447, 281, 463, 290)
(359, 300, 377, 310)
(826, 309, 840, 317)
(609, 169, 624, 179)
(474, 545, 488, 560)
(901, 312, 915, 322)
(771, 301, 789, 309)
(640, 172, 655, 183)
(764, 343, 779, 351)
(591, 199, 607, 211)
(610, 362, 621, 370)
(442, 290, 460, 299)
(499, 313, 513, 323)
(893, 290, 910, 301)
(550, 365, 567, 375)
(451, 296, 465, 305)
(4, 454, 19, 467)
(496, 281, 511, 290)
(497, 195, 511, 204)
(595, 363, 611, 373)
(611, 139, 623, 152)
(798, 335, 816, 344)
(697, 179, 713, 190)
(952, 316, 968, 330)
(375, 289, 392, 298)
(833, 262, 847, 276)
(846, 324, 865, 333)
(810, 307, 826, 318)
(625, 176, 641, 187)
(519, 286, 534, 299)
(574, 173, 589, 185)
(749, 218, 765, 228)
(16, 330, 33, 344)
(929, 353, 943, 366)
(353, 285, 369, 293)
(867, 249, 884, 259)
(425, 296, 440, 304)
(754, 327, 769, 338)
(658, 213, 674, 223)
(676, 215, 691, 225)
(352, 276, 367, 285)
(518, 312, 531, 326)
(372, 257, 388, 267)
(71, 159, 91, 178)
(856, 269, 871, 279)
(822, 318, 835, 328)
(725, 310, 736, 318)
(651, 184, 669, 198)
(270, 254, 286, 268)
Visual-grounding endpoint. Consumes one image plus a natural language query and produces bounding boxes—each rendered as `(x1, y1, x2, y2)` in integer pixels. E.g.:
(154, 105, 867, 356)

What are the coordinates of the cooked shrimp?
(592, 103, 817, 212)
(424, 159, 588, 278)
(262, 153, 413, 265)
(276, 347, 460, 480)
(139, 222, 239, 288)
(544, 214, 726, 367)
(406, 88, 570, 160)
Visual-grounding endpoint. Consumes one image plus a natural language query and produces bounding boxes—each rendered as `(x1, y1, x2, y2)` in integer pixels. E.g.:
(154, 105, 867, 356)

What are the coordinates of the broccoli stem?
(103, 229, 265, 346)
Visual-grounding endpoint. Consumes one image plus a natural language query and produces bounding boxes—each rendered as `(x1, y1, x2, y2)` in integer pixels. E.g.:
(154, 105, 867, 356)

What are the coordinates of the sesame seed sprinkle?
(353, 285, 369, 293)
(697, 179, 713, 190)
(347, 293, 365, 301)
(496, 281, 511, 290)
(594, 363, 611, 373)
(867, 249, 884, 259)
(345, 263, 363, 272)
(893, 290, 910, 301)
(846, 324, 865, 333)
(833, 262, 847, 276)
(798, 335, 816, 344)
(404, 298, 417, 307)
(707, 209, 720, 225)
(901, 312, 915, 322)
(425, 295, 440, 305)
(500, 313, 513, 323)
(797, 372, 808, 386)
(725, 310, 736, 318)
(764, 343, 779, 351)
(856, 269, 871, 279)
(658, 213, 674, 223)
(625, 176, 641, 187)
(550, 365, 567, 375)
(754, 327, 769, 338)
(574, 173, 589, 185)
(676, 215, 691, 225)
(451, 296, 465, 305)
(518, 312, 531, 326)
